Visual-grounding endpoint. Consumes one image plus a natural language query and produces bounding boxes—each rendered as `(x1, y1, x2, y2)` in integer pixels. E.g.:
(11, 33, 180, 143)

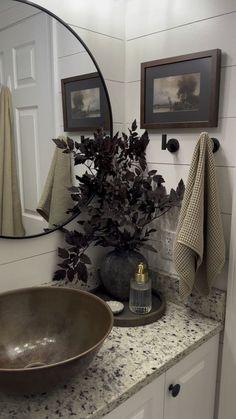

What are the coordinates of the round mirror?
(0, 0, 112, 239)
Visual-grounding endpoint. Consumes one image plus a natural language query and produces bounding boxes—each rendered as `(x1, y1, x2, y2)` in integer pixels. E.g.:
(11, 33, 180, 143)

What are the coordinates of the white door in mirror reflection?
(0, 11, 55, 235)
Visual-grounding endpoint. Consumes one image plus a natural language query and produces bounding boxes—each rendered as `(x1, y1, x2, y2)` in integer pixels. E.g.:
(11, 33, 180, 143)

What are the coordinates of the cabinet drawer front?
(104, 373, 165, 419)
(164, 335, 219, 419)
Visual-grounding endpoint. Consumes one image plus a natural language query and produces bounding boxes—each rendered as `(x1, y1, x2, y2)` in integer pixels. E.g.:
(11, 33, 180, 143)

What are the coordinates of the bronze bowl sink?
(0, 287, 113, 395)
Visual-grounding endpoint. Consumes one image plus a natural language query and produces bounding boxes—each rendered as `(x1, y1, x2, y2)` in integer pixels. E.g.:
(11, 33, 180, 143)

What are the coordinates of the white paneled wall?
(125, 0, 236, 291)
(0, 0, 234, 295)
(0, 0, 125, 293)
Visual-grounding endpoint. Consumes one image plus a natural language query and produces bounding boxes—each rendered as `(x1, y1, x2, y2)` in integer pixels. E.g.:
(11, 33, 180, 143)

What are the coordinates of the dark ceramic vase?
(100, 249, 148, 301)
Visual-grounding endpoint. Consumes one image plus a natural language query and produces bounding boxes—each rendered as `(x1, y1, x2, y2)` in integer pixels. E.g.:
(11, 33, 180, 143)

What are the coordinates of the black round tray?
(92, 287, 166, 327)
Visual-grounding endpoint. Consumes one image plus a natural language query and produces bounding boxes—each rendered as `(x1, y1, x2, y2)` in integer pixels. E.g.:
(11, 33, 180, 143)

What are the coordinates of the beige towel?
(173, 132, 225, 300)
(37, 144, 73, 229)
(0, 86, 25, 236)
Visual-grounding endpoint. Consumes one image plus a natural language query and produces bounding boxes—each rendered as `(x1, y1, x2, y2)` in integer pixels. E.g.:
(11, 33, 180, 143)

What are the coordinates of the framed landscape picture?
(61, 72, 110, 132)
(141, 49, 221, 129)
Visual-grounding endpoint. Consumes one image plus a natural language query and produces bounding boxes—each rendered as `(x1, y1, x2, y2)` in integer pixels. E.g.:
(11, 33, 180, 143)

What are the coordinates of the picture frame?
(141, 49, 221, 129)
(61, 72, 110, 132)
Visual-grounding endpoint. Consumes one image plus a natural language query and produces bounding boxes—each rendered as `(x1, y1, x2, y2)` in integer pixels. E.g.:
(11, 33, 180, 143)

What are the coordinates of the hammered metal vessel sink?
(0, 287, 113, 394)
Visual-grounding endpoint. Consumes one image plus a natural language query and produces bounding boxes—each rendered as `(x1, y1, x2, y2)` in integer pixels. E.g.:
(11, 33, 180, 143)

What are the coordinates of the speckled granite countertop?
(0, 302, 222, 419)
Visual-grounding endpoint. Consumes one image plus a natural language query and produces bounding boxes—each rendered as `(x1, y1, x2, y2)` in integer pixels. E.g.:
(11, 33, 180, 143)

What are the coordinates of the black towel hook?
(211, 137, 220, 153)
(161, 134, 179, 153)
(161, 134, 220, 153)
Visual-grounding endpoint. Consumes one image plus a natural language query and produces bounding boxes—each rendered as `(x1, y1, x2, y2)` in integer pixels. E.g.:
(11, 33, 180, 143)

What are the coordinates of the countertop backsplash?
(151, 270, 226, 323)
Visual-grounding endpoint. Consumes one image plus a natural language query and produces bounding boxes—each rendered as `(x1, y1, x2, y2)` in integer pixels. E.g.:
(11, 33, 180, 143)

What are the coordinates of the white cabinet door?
(164, 334, 219, 419)
(104, 373, 165, 419)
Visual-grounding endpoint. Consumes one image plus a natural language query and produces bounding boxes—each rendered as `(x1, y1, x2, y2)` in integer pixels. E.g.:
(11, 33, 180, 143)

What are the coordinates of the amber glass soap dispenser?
(129, 262, 152, 314)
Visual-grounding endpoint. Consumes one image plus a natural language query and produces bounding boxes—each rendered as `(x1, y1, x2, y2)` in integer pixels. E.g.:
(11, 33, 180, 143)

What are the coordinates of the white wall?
(125, 0, 236, 292)
(0, 0, 234, 295)
(0, 0, 125, 293)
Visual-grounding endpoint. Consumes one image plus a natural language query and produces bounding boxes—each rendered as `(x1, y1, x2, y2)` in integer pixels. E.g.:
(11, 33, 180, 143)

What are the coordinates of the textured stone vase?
(100, 249, 148, 301)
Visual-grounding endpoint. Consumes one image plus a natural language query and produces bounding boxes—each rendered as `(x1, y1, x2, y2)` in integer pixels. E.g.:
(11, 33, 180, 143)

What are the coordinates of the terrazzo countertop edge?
(92, 319, 222, 418)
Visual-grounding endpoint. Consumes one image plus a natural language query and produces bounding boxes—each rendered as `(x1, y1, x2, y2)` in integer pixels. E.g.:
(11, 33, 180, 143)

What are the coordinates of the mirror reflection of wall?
(0, 0, 111, 238)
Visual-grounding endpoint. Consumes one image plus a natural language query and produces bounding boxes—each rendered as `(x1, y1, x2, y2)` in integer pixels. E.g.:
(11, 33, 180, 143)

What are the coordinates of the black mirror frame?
(1, 0, 113, 240)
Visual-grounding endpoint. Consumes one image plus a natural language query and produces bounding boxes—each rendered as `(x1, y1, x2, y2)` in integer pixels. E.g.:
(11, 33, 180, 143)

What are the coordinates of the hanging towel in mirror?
(173, 132, 225, 300)
(37, 142, 73, 229)
(0, 86, 25, 236)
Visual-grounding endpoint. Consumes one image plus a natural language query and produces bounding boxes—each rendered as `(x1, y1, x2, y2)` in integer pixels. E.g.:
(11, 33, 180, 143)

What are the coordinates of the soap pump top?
(135, 262, 148, 284)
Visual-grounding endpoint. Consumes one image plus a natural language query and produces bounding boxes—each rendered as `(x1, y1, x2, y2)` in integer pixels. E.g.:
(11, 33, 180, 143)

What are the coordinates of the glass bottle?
(129, 262, 152, 314)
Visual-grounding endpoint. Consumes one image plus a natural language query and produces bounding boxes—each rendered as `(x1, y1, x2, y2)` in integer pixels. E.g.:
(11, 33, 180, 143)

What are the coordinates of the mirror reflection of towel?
(37, 145, 73, 229)
(0, 86, 25, 236)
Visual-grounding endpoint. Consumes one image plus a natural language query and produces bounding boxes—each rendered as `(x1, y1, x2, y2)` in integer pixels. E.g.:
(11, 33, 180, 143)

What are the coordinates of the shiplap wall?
(0, 0, 125, 293)
(125, 0, 236, 291)
(0, 0, 234, 295)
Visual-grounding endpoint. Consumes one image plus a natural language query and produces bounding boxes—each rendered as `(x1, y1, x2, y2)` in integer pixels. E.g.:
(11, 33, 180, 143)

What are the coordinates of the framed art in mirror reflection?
(61, 73, 110, 132)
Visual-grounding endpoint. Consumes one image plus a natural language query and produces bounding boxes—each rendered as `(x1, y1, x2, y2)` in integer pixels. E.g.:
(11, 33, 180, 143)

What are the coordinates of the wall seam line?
(126, 10, 236, 42)
(0, 250, 57, 267)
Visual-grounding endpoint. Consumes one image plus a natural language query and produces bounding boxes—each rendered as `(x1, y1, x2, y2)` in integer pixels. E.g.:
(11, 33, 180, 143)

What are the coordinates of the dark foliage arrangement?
(53, 120, 185, 282)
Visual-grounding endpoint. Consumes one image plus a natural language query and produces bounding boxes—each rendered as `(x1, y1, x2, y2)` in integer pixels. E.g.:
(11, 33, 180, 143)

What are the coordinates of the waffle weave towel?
(173, 132, 225, 300)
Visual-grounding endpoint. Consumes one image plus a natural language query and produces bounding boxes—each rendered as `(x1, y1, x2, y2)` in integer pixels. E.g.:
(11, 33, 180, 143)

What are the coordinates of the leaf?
(122, 132, 128, 141)
(52, 138, 67, 149)
(58, 247, 69, 259)
(139, 158, 146, 171)
(176, 178, 185, 200)
(143, 180, 152, 190)
(80, 253, 92, 265)
(131, 119, 137, 131)
(126, 171, 135, 182)
(65, 232, 75, 246)
(142, 243, 158, 253)
(58, 259, 70, 269)
(113, 131, 119, 141)
(68, 247, 79, 253)
(148, 170, 157, 176)
(74, 155, 87, 165)
(53, 269, 66, 281)
(67, 268, 75, 282)
(74, 141, 81, 150)
(77, 262, 88, 283)
(153, 174, 165, 184)
(169, 188, 178, 202)
(147, 228, 157, 234)
(140, 130, 149, 150)
(77, 220, 85, 225)
(83, 221, 93, 235)
(67, 137, 74, 150)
